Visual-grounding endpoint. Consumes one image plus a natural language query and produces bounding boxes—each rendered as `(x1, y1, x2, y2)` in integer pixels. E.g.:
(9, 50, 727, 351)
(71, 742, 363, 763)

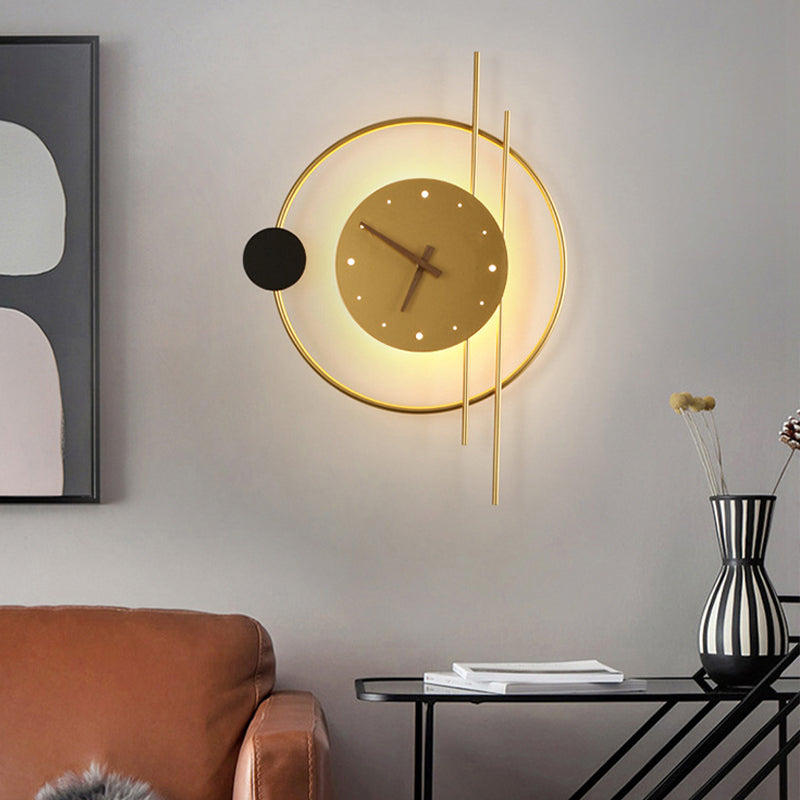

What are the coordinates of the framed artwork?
(0, 36, 98, 502)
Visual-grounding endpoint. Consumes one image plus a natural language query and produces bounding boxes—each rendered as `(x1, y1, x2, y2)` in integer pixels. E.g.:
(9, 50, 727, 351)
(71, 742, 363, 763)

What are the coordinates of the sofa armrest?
(232, 690, 333, 800)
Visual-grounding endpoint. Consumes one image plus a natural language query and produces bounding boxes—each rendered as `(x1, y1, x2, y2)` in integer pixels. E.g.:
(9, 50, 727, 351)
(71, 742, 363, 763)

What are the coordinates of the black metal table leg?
(689, 694, 799, 799)
(569, 701, 677, 800)
(414, 702, 423, 800)
(423, 702, 436, 800)
(779, 699, 788, 800)
(731, 730, 800, 800)
(409, 698, 435, 800)
(610, 701, 719, 800)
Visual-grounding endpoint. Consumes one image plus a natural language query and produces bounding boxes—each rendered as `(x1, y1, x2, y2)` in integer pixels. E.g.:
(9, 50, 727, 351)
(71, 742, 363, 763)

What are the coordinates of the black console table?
(356, 651, 799, 800)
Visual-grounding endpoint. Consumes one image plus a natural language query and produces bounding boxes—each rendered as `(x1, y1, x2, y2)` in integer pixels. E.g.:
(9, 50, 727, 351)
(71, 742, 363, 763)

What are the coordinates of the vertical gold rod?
(469, 51, 480, 193)
(500, 111, 510, 232)
(463, 51, 480, 446)
(461, 339, 470, 445)
(492, 110, 511, 505)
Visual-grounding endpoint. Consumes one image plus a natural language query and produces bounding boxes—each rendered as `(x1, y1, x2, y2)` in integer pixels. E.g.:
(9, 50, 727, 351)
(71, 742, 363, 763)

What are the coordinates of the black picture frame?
(0, 36, 99, 502)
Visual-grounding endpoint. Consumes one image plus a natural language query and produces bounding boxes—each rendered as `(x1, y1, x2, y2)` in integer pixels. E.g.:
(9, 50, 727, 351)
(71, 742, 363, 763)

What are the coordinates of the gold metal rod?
(470, 51, 480, 194)
(463, 51, 480, 445)
(462, 339, 469, 445)
(492, 110, 511, 505)
(492, 302, 503, 504)
(501, 110, 511, 232)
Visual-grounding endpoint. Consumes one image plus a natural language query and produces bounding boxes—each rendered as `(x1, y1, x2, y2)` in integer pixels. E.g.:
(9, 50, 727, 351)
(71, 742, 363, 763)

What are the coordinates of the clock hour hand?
(401, 245, 434, 312)
(359, 222, 442, 277)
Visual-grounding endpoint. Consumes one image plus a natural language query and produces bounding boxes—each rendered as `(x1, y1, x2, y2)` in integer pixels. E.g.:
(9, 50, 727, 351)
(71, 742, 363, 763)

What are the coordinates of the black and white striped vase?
(698, 495, 788, 686)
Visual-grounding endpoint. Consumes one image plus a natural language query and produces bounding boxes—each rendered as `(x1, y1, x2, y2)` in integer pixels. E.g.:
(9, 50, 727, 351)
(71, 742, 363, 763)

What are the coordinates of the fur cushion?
(35, 765, 164, 800)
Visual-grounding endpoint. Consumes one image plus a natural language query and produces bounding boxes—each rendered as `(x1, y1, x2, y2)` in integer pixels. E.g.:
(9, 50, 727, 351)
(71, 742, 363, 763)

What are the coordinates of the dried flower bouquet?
(669, 392, 798, 495)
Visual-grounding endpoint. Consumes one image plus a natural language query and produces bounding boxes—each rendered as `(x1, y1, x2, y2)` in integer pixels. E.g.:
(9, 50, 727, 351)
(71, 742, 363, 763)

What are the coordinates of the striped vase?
(698, 495, 788, 686)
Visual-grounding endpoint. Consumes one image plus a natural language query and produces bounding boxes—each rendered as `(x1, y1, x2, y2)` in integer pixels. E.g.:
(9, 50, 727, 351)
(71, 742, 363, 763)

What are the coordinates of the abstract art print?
(0, 37, 98, 501)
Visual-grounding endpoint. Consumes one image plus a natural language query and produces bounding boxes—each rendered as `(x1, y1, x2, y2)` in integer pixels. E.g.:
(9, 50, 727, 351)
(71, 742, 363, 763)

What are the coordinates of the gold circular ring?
(274, 116, 567, 414)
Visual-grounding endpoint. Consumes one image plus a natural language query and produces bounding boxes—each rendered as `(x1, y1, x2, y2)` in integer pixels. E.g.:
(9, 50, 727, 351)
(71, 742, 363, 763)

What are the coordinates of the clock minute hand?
(359, 222, 442, 277)
(401, 245, 434, 312)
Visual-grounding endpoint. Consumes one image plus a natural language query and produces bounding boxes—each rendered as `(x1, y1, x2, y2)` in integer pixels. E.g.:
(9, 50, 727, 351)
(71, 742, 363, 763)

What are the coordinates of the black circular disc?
(243, 227, 306, 291)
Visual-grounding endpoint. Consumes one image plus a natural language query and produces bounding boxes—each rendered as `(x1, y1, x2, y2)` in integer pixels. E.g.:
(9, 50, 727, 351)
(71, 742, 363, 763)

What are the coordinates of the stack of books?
(423, 660, 646, 694)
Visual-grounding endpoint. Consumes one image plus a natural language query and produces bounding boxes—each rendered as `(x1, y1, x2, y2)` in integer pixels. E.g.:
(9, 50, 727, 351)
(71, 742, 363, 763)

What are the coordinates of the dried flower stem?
(681, 410, 721, 494)
(704, 410, 728, 493)
(771, 449, 796, 495)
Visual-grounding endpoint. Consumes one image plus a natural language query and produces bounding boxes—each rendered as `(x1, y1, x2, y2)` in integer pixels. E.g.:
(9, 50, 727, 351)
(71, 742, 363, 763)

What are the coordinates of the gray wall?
(3, 2, 798, 798)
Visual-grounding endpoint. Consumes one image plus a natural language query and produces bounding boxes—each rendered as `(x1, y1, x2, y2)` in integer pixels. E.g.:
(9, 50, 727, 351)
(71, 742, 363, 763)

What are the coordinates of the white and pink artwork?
(0, 37, 98, 501)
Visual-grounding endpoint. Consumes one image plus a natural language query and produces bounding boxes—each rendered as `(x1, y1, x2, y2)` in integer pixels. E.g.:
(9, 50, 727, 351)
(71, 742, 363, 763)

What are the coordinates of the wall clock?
(336, 177, 508, 352)
(243, 54, 567, 504)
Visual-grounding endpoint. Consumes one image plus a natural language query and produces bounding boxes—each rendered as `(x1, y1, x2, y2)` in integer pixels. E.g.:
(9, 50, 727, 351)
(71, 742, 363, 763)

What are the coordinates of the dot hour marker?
(356, 295, 362, 301)
(482, 230, 487, 235)
(479, 300, 485, 306)
(347, 257, 355, 266)
(420, 190, 429, 198)
(415, 331, 424, 340)
(386, 199, 392, 204)
(488, 264, 497, 272)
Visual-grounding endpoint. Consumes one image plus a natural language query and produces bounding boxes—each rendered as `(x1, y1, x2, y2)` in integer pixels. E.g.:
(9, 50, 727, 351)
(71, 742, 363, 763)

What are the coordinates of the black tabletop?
(356, 676, 800, 703)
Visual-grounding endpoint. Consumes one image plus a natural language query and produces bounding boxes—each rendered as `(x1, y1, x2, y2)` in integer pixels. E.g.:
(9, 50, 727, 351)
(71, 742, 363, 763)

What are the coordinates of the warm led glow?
(415, 331, 424, 340)
(347, 257, 355, 266)
(488, 264, 497, 272)
(274, 115, 567, 415)
(420, 190, 429, 198)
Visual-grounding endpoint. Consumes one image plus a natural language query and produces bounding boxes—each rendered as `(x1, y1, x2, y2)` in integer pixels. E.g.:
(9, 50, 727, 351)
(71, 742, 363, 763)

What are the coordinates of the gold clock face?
(335, 178, 508, 352)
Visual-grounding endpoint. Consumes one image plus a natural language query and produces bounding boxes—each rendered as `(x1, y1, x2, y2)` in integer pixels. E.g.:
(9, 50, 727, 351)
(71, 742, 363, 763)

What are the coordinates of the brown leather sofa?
(0, 606, 333, 800)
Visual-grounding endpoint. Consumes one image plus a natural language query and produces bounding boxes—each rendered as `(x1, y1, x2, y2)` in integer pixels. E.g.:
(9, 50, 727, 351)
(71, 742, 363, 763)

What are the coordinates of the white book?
(424, 671, 496, 693)
(451, 660, 624, 684)
(424, 671, 646, 695)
